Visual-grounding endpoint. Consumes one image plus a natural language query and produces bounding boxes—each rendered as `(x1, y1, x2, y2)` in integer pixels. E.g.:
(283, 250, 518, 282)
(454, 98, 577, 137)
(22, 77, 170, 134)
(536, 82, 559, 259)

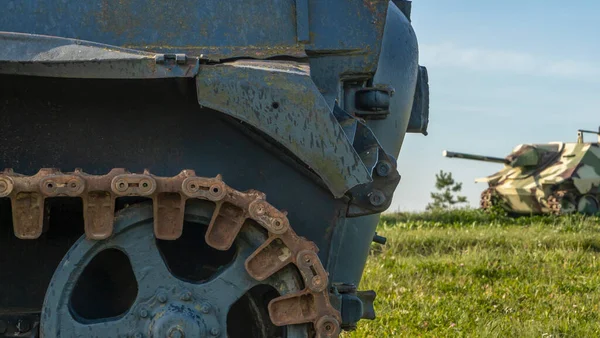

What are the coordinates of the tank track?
(0, 168, 341, 337)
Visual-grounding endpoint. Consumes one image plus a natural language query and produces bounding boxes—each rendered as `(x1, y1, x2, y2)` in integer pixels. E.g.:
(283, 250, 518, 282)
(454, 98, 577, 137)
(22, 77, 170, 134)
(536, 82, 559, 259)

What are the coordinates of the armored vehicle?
(0, 0, 429, 336)
(443, 128, 600, 216)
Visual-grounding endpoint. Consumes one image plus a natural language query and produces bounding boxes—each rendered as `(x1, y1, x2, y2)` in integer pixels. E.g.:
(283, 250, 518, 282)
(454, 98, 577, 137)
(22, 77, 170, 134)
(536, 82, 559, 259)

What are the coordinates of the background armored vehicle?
(0, 0, 429, 336)
(443, 128, 600, 216)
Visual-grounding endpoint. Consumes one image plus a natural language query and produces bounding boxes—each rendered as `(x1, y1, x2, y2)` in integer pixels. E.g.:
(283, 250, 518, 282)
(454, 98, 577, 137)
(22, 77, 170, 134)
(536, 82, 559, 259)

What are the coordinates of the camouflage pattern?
(444, 128, 600, 215)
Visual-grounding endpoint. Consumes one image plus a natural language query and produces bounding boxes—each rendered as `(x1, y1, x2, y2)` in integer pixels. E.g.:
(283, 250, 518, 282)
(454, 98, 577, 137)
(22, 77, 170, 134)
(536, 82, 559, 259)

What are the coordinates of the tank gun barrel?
(443, 150, 508, 164)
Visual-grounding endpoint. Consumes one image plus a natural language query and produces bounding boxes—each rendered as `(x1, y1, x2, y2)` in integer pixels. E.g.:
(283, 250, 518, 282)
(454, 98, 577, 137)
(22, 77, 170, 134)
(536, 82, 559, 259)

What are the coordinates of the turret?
(442, 150, 509, 164)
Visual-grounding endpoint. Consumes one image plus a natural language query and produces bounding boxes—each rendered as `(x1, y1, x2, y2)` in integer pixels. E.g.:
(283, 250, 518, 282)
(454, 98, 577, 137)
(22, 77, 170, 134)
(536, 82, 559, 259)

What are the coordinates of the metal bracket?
(330, 283, 376, 331)
(155, 53, 187, 65)
(344, 85, 394, 120)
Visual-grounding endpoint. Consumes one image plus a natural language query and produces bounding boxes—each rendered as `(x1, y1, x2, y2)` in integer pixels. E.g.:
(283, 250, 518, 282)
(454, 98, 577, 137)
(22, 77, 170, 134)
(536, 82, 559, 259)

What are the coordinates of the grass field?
(343, 209, 600, 337)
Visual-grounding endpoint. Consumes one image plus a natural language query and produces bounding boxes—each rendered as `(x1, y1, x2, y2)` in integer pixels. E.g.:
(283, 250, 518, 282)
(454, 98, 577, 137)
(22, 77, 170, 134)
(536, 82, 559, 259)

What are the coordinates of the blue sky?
(389, 0, 600, 211)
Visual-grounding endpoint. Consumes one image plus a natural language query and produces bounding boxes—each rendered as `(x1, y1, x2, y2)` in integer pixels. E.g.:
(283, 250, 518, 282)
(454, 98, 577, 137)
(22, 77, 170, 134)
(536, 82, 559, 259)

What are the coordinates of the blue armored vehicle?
(0, 1, 429, 336)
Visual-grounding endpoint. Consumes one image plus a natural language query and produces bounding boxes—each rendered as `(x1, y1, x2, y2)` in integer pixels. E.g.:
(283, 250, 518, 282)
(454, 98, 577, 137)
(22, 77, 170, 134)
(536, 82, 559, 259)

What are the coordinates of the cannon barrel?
(443, 150, 508, 164)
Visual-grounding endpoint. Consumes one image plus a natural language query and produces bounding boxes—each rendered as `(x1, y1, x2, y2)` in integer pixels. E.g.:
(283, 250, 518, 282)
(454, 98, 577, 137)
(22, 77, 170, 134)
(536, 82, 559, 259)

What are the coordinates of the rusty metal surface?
(0, 168, 341, 336)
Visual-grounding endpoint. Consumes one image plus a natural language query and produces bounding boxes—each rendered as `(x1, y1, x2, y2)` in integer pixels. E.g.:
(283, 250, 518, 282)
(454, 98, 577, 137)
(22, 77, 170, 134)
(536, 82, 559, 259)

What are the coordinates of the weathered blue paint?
(0, 32, 200, 78)
(0, 0, 429, 332)
(295, 0, 310, 43)
(196, 60, 372, 198)
(41, 202, 310, 337)
(329, 1, 424, 286)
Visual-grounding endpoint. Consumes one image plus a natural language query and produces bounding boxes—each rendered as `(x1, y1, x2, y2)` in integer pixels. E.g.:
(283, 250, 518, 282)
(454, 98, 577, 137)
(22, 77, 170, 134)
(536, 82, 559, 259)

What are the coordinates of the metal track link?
(0, 168, 341, 337)
(547, 189, 575, 215)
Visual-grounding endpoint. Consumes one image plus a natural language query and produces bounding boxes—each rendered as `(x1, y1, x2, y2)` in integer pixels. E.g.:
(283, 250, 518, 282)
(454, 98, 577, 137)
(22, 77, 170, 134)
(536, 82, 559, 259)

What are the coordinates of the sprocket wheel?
(40, 201, 311, 338)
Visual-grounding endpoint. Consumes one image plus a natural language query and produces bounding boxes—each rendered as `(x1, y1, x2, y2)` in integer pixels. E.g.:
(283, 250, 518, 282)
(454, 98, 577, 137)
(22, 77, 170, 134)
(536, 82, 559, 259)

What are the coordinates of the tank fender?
(196, 60, 372, 198)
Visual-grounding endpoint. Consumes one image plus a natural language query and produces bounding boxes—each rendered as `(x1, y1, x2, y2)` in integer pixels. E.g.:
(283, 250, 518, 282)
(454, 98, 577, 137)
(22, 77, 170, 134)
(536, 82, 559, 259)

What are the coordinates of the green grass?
(343, 209, 600, 337)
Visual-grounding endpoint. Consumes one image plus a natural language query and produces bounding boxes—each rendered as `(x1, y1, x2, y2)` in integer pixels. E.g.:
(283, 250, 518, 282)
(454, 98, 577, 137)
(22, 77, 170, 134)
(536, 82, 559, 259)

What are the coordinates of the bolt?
(369, 190, 386, 207)
(0, 181, 7, 192)
(375, 161, 392, 177)
(200, 303, 211, 314)
(139, 308, 149, 318)
(312, 275, 323, 286)
(210, 327, 221, 336)
(303, 254, 312, 264)
(180, 291, 192, 301)
(16, 319, 31, 333)
(157, 292, 168, 303)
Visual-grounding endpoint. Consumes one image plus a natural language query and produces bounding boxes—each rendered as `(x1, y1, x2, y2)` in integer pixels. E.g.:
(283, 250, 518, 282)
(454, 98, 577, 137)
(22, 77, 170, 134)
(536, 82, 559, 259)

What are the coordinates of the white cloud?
(420, 42, 600, 81)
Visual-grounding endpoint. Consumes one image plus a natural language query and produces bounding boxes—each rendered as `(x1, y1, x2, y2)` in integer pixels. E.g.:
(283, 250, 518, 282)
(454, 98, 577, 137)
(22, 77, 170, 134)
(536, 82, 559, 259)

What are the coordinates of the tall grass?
(343, 209, 600, 337)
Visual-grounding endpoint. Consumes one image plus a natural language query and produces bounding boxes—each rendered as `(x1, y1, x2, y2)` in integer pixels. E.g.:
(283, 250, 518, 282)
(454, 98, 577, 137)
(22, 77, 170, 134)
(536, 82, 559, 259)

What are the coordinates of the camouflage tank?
(0, 1, 429, 337)
(443, 128, 600, 215)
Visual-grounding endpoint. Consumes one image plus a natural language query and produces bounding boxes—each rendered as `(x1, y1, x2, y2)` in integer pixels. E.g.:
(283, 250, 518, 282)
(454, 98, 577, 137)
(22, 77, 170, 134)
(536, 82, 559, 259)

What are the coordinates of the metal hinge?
(155, 53, 187, 65)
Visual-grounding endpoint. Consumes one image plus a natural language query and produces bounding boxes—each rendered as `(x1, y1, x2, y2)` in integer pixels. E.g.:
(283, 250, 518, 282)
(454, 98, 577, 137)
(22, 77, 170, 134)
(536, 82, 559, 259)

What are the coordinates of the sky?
(389, 0, 600, 212)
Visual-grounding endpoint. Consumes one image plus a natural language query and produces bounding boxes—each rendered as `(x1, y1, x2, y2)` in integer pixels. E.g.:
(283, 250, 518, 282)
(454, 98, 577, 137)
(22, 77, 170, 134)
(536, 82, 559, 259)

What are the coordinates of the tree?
(426, 170, 468, 210)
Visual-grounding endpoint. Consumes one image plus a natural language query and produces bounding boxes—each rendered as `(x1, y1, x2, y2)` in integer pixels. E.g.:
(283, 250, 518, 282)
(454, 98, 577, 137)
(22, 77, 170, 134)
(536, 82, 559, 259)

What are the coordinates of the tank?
(443, 128, 600, 215)
(0, 1, 429, 336)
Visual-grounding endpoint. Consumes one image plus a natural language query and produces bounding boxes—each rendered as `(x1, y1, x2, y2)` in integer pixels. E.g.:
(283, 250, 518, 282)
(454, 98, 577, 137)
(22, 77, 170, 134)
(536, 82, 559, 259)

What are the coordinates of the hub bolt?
(139, 308, 149, 318)
(157, 292, 168, 303)
(210, 327, 221, 336)
(180, 291, 192, 301)
(200, 303, 211, 314)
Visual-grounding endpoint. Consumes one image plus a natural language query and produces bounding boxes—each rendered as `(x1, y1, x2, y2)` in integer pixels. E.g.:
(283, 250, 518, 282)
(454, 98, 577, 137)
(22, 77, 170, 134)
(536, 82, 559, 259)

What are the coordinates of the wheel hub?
(138, 287, 220, 338)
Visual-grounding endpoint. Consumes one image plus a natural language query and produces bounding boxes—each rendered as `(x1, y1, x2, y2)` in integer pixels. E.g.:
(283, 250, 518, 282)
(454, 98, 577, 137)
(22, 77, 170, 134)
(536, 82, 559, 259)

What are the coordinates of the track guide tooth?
(268, 291, 341, 337)
(12, 192, 44, 239)
(205, 202, 247, 250)
(269, 290, 318, 325)
(83, 192, 114, 240)
(153, 192, 185, 240)
(245, 237, 293, 280)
